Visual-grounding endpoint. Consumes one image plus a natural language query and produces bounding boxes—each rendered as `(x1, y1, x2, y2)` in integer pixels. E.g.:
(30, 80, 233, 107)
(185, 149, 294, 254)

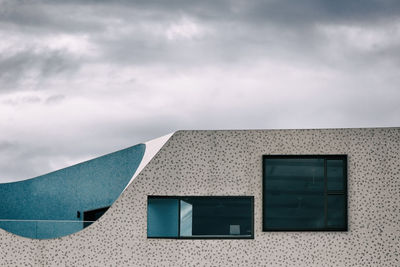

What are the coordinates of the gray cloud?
(0, 0, 105, 33)
(45, 94, 65, 104)
(0, 49, 80, 92)
(0, 0, 399, 181)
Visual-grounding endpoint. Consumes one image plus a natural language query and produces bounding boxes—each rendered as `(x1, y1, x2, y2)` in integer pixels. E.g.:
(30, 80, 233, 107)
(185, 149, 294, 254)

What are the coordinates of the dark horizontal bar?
(263, 155, 347, 159)
(148, 235, 253, 240)
(262, 228, 348, 232)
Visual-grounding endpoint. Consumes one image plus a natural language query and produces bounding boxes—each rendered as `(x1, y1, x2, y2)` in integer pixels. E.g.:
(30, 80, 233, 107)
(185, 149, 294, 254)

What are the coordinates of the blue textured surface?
(0, 143, 145, 239)
(147, 198, 179, 237)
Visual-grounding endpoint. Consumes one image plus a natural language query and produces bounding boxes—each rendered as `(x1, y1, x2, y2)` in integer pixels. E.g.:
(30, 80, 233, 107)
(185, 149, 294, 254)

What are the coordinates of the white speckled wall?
(1, 128, 399, 266)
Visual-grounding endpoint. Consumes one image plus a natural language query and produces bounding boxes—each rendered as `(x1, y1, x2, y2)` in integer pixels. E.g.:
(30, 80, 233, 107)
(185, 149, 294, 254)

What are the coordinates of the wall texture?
(0, 128, 399, 266)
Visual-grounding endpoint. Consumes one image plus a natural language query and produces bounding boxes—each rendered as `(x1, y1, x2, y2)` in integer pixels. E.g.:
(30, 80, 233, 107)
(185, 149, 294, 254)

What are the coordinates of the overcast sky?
(0, 0, 399, 182)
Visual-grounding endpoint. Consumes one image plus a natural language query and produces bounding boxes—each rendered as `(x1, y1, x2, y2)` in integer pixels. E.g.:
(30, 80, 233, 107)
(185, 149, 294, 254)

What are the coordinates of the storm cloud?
(1, 0, 400, 181)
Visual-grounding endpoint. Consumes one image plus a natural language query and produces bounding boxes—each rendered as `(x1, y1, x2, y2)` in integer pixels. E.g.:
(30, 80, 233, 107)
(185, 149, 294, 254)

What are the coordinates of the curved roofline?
(0, 143, 146, 185)
(123, 132, 175, 191)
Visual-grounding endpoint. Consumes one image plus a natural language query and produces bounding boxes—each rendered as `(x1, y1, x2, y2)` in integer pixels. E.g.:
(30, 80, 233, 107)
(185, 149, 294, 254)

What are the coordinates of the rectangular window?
(263, 155, 347, 231)
(147, 196, 254, 239)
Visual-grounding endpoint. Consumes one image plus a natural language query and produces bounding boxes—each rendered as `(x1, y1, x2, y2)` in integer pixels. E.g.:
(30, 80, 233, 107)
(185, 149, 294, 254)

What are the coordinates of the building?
(0, 128, 399, 266)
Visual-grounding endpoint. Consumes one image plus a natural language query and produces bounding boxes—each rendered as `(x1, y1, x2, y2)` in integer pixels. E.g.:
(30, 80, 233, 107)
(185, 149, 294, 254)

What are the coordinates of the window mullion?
(178, 198, 181, 239)
(324, 158, 327, 228)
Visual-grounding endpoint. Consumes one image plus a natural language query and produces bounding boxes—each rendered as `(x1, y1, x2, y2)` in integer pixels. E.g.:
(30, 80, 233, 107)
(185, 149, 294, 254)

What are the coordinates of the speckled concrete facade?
(1, 128, 399, 266)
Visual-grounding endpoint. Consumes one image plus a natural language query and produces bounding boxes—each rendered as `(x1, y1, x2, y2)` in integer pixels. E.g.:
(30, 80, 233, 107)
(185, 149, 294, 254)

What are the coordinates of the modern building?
(0, 128, 399, 266)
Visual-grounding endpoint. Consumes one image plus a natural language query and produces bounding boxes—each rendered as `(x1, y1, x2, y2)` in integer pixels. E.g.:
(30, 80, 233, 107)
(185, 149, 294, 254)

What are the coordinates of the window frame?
(147, 196, 255, 239)
(262, 155, 348, 232)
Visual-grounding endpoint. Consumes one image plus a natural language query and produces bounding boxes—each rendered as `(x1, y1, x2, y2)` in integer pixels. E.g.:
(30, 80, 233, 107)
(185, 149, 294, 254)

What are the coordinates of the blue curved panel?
(0, 143, 145, 239)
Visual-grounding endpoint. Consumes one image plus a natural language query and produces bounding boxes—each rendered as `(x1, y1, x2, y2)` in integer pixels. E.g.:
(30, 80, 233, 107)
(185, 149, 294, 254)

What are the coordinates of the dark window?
(147, 196, 254, 239)
(83, 206, 110, 228)
(263, 155, 347, 231)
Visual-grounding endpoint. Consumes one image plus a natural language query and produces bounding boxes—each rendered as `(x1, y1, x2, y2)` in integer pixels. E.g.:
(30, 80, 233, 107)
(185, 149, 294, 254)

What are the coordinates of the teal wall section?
(0, 143, 145, 239)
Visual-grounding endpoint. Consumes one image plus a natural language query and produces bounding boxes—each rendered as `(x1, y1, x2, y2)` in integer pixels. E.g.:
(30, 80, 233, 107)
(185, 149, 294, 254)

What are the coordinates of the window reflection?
(147, 196, 253, 238)
(263, 155, 347, 231)
(180, 200, 193, 236)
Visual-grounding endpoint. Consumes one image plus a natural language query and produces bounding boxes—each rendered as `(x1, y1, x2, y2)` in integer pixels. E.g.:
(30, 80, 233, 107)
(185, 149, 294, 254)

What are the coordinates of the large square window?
(147, 196, 254, 239)
(263, 155, 347, 231)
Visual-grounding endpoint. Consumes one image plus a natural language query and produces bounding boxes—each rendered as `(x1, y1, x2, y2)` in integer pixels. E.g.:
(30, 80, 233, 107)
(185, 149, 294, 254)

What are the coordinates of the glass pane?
(264, 158, 325, 230)
(147, 198, 179, 237)
(327, 160, 345, 191)
(327, 195, 346, 228)
(180, 200, 193, 236)
(180, 197, 252, 237)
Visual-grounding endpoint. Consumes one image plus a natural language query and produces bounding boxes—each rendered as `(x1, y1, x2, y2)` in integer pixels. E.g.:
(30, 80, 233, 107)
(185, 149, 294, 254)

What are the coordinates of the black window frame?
(147, 196, 254, 239)
(262, 155, 348, 232)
